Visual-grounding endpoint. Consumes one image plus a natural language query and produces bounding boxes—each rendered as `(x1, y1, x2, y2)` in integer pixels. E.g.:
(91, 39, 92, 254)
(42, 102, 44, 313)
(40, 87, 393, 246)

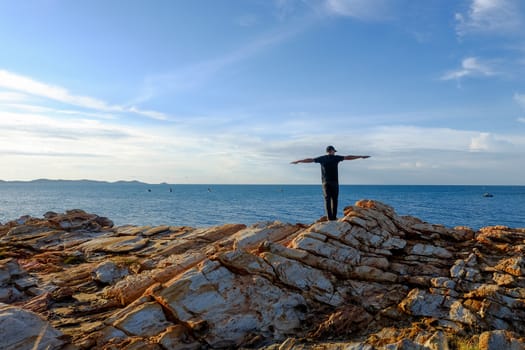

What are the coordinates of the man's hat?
(326, 145, 337, 152)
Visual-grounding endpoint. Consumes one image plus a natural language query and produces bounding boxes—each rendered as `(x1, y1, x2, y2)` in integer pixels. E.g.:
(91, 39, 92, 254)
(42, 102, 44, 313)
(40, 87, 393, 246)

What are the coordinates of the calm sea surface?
(0, 182, 524, 229)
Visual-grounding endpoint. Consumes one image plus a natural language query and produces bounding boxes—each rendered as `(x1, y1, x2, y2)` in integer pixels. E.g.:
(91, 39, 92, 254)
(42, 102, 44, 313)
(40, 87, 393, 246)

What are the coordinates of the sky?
(0, 0, 525, 185)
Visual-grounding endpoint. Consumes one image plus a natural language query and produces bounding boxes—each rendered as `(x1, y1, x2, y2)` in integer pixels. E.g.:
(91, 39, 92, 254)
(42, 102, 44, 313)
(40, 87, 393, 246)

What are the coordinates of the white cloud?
(441, 57, 497, 81)
(0, 70, 168, 120)
(469, 132, 515, 151)
(323, 0, 392, 20)
(0, 91, 28, 102)
(455, 0, 523, 36)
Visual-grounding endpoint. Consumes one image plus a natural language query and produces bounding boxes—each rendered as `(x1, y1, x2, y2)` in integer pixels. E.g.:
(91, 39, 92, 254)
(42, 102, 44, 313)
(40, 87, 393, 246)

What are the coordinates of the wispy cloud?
(514, 93, 525, 123)
(0, 112, 131, 140)
(441, 57, 498, 81)
(0, 70, 169, 121)
(139, 0, 396, 102)
(237, 14, 258, 27)
(514, 92, 525, 108)
(455, 0, 524, 37)
(323, 0, 393, 21)
(142, 19, 311, 97)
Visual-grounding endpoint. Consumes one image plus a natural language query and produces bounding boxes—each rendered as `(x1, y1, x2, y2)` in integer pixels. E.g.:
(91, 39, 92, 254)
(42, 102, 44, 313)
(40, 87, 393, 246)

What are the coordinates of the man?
(291, 146, 370, 221)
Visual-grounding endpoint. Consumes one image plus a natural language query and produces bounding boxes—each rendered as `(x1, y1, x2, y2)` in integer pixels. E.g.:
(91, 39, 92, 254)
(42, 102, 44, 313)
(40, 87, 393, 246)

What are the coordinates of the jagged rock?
(154, 259, 308, 347)
(0, 202, 524, 349)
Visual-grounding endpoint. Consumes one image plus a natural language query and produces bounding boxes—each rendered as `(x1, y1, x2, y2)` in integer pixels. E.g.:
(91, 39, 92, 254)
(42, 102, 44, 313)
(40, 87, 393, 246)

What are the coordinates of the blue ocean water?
(0, 182, 524, 229)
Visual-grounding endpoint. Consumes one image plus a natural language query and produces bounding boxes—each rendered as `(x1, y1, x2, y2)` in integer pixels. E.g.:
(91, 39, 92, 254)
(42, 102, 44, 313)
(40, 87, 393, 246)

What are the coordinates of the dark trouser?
(322, 181, 339, 220)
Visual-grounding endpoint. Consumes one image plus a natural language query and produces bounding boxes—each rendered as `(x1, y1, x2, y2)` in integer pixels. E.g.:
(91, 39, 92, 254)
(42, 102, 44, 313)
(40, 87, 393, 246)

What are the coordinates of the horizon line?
(1, 179, 523, 186)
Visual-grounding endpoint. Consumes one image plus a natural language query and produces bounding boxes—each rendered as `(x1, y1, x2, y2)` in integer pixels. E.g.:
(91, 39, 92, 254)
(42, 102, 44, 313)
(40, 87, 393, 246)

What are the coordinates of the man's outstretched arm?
(343, 155, 370, 161)
(290, 158, 315, 164)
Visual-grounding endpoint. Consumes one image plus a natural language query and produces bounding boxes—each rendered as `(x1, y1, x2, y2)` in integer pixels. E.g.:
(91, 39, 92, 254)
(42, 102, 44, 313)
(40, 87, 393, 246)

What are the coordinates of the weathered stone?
(0, 267, 10, 285)
(410, 243, 453, 259)
(261, 252, 343, 306)
(79, 235, 149, 254)
(448, 300, 478, 325)
(495, 256, 525, 277)
(143, 225, 170, 236)
(92, 261, 129, 284)
(155, 260, 308, 347)
(345, 281, 409, 311)
(478, 330, 524, 350)
(156, 325, 200, 350)
(13, 276, 38, 290)
(399, 289, 448, 318)
(113, 301, 173, 337)
(423, 331, 450, 350)
(0, 303, 65, 350)
(0, 202, 524, 349)
(227, 221, 300, 250)
(291, 234, 361, 265)
(308, 220, 353, 241)
(105, 251, 207, 305)
(351, 265, 398, 283)
(215, 249, 276, 280)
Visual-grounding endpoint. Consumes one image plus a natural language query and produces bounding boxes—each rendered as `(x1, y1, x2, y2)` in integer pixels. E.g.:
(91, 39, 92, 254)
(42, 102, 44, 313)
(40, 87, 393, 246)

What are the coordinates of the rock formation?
(1, 200, 525, 349)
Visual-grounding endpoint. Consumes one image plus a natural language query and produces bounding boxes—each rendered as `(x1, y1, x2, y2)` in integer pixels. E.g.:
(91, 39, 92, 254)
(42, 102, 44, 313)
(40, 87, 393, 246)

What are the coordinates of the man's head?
(326, 145, 337, 154)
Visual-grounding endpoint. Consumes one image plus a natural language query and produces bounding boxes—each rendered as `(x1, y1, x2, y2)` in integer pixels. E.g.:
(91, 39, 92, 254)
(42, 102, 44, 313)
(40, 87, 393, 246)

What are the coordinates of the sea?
(0, 181, 524, 230)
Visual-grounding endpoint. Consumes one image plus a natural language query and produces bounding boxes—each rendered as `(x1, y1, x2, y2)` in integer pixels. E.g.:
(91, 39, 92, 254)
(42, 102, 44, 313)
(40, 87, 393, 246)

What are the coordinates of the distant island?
(0, 179, 151, 185)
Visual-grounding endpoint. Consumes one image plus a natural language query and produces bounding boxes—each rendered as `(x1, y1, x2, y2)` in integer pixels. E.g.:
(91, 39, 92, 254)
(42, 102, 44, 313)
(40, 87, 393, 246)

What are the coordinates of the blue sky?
(1, 0, 524, 184)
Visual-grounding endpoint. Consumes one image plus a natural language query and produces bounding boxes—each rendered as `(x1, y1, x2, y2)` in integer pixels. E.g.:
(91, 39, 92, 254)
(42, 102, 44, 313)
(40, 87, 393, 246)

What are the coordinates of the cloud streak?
(441, 57, 498, 81)
(515, 92, 525, 108)
(455, 0, 524, 37)
(0, 70, 169, 121)
(323, 0, 393, 20)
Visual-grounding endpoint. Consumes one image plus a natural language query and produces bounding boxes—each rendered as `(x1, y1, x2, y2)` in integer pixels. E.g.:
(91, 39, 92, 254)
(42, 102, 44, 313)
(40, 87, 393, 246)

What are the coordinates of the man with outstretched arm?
(291, 145, 370, 221)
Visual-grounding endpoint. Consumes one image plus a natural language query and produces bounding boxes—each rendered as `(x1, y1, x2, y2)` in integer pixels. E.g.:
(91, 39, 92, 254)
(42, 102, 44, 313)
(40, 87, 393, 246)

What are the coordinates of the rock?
(79, 235, 149, 254)
(92, 261, 129, 284)
(113, 301, 173, 337)
(227, 221, 300, 250)
(156, 325, 200, 350)
(495, 256, 525, 277)
(261, 252, 342, 306)
(410, 243, 453, 259)
(399, 289, 448, 319)
(309, 304, 373, 338)
(478, 330, 524, 350)
(0, 303, 65, 350)
(155, 259, 308, 347)
(0, 203, 524, 349)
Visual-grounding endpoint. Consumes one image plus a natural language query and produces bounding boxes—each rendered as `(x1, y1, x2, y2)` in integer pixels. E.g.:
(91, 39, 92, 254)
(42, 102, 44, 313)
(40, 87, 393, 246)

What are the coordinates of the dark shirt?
(314, 155, 344, 184)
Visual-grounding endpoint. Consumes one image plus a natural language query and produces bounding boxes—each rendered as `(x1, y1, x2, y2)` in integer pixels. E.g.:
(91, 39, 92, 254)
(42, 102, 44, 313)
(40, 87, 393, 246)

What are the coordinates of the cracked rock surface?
(1, 201, 525, 349)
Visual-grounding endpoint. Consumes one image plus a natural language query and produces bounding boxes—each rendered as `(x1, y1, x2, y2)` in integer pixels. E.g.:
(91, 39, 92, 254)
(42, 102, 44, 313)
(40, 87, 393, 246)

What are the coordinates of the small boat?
(483, 192, 494, 197)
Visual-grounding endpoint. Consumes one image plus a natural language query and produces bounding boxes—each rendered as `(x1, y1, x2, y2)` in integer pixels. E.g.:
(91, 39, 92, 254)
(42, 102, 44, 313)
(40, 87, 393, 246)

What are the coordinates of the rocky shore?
(1, 200, 525, 349)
